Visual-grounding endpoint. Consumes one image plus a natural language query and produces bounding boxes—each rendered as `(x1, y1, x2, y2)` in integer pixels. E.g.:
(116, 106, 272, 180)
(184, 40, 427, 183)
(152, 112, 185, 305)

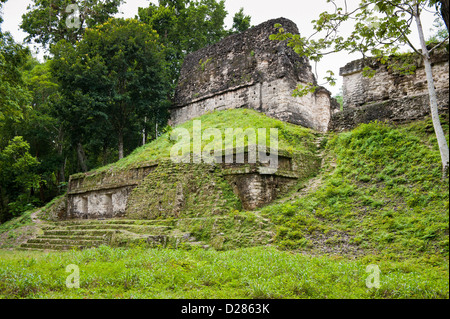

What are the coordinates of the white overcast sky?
(0, 0, 440, 95)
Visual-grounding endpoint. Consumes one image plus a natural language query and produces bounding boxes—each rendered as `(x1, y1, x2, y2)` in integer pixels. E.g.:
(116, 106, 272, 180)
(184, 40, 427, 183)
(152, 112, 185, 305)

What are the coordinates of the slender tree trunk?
(118, 130, 124, 160)
(414, 6, 449, 178)
(59, 157, 66, 189)
(102, 143, 109, 166)
(0, 185, 6, 222)
(56, 127, 65, 185)
(439, 0, 449, 32)
(142, 116, 147, 146)
(39, 181, 45, 202)
(77, 142, 88, 172)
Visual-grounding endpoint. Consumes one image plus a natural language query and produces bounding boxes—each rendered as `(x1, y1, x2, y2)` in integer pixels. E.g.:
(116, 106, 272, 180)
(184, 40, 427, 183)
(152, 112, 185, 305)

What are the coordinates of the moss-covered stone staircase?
(19, 213, 274, 251)
(19, 218, 204, 251)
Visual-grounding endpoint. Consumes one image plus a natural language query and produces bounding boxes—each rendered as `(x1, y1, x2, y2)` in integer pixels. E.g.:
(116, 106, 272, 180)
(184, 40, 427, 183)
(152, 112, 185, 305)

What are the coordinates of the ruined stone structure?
(66, 150, 320, 219)
(170, 18, 339, 132)
(63, 19, 448, 222)
(67, 163, 158, 219)
(64, 18, 333, 220)
(330, 48, 449, 131)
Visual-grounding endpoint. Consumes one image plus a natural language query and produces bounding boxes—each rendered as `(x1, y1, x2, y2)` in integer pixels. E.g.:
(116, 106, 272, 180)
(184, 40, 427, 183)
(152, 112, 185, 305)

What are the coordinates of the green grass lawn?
(0, 246, 447, 299)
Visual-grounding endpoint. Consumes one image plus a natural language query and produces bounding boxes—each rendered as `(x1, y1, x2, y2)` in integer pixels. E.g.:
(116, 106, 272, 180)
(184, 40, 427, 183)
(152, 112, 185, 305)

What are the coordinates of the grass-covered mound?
(87, 108, 320, 175)
(263, 116, 449, 262)
(1, 114, 448, 299)
(0, 210, 36, 249)
(66, 108, 322, 226)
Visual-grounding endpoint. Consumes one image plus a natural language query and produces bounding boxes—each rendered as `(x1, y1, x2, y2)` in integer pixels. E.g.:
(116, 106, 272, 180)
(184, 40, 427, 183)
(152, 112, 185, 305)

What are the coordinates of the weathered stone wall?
(65, 148, 321, 219)
(125, 161, 241, 219)
(171, 18, 338, 132)
(66, 163, 158, 219)
(330, 91, 449, 132)
(221, 150, 321, 210)
(340, 50, 449, 109)
(331, 48, 449, 131)
(68, 187, 133, 219)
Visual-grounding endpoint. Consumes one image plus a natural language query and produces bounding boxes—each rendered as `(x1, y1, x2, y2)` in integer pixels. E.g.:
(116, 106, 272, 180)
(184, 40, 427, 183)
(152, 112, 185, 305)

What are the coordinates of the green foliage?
(0, 246, 447, 298)
(271, 0, 449, 176)
(89, 108, 318, 174)
(1, 30, 67, 223)
(0, 209, 34, 236)
(333, 90, 343, 111)
(0, 116, 448, 299)
(0, 33, 31, 124)
(262, 118, 449, 261)
(0, 137, 41, 190)
(51, 18, 171, 161)
(20, 0, 124, 48)
(0, 0, 6, 27)
(138, 0, 251, 89)
(427, 18, 449, 45)
(199, 57, 212, 71)
(231, 8, 252, 34)
(270, 0, 444, 89)
(0, 137, 42, 220)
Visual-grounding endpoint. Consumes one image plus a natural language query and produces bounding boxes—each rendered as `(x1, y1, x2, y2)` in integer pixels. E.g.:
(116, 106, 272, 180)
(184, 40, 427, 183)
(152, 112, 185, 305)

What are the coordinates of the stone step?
(54, 217, 225, 227)
(38, 234, 106, 241)
(17, 247, 60, 252)
(63, 224, 172, 233)
(43, 229, 117, 237)
(20, 242, 103, 251)
(55, 219, 176, 227)
(21, 217, 219, 251)
(27, 238, 106, 246)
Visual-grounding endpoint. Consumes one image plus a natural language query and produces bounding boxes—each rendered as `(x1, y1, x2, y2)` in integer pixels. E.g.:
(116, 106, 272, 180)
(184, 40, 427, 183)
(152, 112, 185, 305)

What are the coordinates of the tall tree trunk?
(0, 185, 6, 222)
(56, 127, 65, 185)
(39, 181, 45, 202)
(59, 157, 66, 190)
(142, 116, 147, 146)
(439, 0, 449, 32)
(118, 130, 124, 160)
(77, 142, 88, 172)
(102, 143, 109, 166)
(414, 6, 450, 178)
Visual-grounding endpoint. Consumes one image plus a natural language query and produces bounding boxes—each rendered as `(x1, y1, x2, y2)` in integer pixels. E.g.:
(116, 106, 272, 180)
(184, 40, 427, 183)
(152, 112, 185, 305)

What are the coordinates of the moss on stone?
(126, 161, 241, 220)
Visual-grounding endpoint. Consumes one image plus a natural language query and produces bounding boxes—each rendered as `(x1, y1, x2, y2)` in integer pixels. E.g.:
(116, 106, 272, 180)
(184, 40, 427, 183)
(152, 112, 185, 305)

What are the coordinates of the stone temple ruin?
(20, 17, 449, 251)
(331, 45, 449, 131)
(67, 149, 321, 220)
(170, 18, 340, 132)
(62, 17, 448, 220)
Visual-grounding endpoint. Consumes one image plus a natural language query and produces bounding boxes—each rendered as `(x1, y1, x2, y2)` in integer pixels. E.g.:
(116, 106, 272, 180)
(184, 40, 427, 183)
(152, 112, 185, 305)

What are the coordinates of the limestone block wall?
(340, 50, 449, 109)
(170, 18, 338, 132)
(64, 148, 321, 220)
(66, 163, 158, 219)
(68, 187, 133, 219)
(329, 90, 449, 132)
(224, 173, 297, 210)
(330, 48, 449, 131)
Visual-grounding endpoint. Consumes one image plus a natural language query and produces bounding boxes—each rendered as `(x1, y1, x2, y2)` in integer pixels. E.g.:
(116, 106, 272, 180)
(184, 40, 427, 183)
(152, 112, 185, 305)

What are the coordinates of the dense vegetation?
(264, 116, 449, 259)
(0, 0, 448, 300)
(0, 0, 252, 223)
(0, 245, 447, 299)
(0, 114, 448, 299)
